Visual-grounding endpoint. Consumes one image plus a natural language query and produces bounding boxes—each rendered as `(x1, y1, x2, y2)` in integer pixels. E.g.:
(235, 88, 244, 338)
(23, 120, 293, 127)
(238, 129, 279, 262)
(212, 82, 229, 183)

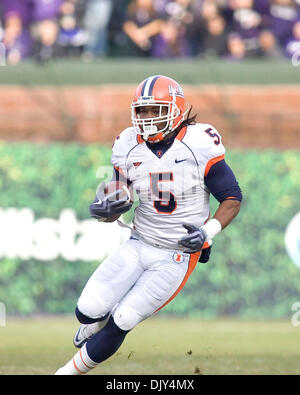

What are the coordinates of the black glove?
(89, 182, 132, 220)
(199, 245, 212, 263)
(178, 224, 208, 253)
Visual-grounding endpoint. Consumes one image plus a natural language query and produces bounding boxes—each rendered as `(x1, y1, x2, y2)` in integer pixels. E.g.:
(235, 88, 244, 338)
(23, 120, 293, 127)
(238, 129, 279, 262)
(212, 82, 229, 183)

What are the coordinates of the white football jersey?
(111, 123, 225, 250)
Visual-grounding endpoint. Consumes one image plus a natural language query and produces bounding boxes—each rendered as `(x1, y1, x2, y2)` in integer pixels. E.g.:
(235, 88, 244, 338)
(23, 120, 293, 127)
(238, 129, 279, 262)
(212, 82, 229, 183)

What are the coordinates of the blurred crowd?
(1, 0, 300, 64)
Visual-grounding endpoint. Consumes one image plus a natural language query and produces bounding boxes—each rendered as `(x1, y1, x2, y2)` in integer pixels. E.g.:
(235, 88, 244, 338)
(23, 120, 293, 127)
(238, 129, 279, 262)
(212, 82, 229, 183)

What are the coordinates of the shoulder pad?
(181, 123, 225, 168)
(111, 127, 140, 172)
(183, 123, 223, 148)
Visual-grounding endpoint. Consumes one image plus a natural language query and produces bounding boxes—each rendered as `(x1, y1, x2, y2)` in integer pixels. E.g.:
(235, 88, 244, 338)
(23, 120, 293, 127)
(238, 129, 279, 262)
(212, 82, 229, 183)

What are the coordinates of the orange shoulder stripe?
(204, 154, 225, 177)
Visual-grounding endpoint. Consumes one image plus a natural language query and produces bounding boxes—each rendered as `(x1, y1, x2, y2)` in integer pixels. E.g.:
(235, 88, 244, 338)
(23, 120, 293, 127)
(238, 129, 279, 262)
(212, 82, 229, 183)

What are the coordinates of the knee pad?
(77, 293, 108, 321)
(75, 305, 109, 324)
(113, 304, 142, 331)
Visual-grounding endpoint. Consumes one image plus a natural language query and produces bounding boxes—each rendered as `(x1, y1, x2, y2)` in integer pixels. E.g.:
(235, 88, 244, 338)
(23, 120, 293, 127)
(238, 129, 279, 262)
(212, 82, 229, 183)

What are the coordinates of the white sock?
(55, 344, 98, 375)
(85, 316, 110, 338)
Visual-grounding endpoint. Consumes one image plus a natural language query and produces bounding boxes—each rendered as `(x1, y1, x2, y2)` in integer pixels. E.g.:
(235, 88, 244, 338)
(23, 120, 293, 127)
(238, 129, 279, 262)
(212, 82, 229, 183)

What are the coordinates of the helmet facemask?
(131, 100, 181, 142)
(131, 76, 188, 143)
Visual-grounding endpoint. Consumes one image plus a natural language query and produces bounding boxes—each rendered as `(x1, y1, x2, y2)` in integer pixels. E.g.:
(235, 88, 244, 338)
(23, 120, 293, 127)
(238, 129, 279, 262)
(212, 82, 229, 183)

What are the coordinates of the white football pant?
(77, 238, 200, 331)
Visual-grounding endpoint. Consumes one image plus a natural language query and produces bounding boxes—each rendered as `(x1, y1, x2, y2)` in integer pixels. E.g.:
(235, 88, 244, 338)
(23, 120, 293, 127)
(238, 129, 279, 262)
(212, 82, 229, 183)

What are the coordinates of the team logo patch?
(133, 162, 142, 168)
(173, 253, 184, 264)
(169, 84, 184, 98)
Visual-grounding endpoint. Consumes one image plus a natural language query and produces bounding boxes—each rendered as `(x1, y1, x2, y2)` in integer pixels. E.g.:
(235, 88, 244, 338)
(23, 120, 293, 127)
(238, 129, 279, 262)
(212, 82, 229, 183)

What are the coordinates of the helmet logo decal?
(169, 84, 184, 98)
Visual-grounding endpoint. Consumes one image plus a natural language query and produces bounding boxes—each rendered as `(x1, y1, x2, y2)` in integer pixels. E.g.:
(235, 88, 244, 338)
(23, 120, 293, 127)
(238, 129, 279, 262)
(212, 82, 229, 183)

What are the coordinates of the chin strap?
(147, 131, 167, 143)
(142, 125, 158, 140)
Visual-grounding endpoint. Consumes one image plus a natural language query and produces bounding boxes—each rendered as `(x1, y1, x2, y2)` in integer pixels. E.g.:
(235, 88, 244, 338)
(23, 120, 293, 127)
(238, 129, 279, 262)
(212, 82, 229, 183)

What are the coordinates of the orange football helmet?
(131, 75, 189, 143)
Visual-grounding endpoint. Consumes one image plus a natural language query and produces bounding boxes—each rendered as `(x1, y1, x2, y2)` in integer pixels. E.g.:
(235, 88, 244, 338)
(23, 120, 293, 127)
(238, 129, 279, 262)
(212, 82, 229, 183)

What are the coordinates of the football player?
(55, 75, 242, 375)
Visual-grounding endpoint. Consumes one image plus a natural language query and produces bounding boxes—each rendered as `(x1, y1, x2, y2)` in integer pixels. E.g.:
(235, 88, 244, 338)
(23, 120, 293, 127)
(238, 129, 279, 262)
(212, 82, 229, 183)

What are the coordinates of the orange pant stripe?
(154, 251, 201, 313)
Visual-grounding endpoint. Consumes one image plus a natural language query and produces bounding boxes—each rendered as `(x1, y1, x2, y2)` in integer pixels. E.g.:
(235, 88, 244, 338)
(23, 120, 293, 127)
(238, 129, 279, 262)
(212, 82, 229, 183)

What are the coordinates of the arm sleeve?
(111, 128, 138, 185)
(112, 166, 132, 186)
(111, 133, 129, 181)
(92, 166, 132, 205)
(204, 159, 242, 203)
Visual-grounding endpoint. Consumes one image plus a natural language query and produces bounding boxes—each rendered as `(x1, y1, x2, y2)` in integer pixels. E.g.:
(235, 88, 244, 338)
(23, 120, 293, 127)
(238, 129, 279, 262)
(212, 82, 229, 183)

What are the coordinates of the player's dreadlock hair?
(147, 105, 197, 144)
(176, 105, 197, 133)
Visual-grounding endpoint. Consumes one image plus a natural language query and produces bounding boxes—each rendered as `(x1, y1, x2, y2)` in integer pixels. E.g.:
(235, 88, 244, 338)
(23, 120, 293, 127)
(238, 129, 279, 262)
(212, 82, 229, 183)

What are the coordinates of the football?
(104, 180, 134, 204)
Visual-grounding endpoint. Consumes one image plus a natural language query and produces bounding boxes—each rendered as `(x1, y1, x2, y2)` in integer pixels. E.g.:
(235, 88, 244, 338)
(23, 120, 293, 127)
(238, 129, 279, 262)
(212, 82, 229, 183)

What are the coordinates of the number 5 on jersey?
(150, 172, 177, 214)
(205, 127, 221, 145)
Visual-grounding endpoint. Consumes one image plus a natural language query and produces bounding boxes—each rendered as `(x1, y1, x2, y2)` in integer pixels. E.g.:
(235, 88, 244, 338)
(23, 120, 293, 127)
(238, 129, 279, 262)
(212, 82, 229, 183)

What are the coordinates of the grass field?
(0, 315, 299, 375)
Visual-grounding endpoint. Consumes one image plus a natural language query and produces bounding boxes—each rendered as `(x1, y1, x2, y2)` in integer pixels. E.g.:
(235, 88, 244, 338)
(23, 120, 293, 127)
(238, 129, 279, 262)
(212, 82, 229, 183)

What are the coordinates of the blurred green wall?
(0, 142, 299, 318)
